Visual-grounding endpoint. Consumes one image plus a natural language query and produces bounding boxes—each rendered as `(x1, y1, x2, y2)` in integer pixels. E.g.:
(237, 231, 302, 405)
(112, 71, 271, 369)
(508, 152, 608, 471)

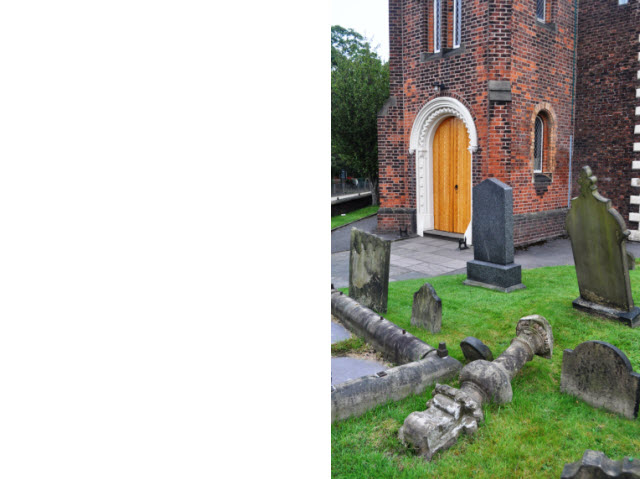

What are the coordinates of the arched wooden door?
(433, 117, 471, 234)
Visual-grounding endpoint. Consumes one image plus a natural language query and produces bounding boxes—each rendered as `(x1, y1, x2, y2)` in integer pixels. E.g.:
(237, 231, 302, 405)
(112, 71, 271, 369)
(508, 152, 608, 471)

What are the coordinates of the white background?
(0, 1, 328, 477)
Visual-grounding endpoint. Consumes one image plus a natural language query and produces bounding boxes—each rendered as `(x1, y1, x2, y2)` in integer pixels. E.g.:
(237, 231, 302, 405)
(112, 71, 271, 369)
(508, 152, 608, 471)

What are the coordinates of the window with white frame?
(533, 115, 544, 172)
(536, 0, 545, 22)
(453, 0, 461, 48)
(434, 0, 442, 53)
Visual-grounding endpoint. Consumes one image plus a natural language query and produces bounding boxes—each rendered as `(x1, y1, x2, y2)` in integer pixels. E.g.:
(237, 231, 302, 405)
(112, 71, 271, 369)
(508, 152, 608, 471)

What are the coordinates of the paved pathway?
(331, 215, 640, 288)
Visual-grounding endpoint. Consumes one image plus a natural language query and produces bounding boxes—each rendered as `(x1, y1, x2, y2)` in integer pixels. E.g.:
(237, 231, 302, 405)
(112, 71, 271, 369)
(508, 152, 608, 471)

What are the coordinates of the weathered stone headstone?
(566, 166, 640, 327)
(463, 178, 525, 292)
(411, 283, 442, 333)
(348, 228, 391, 313)
(460, 337, 493, 362)
(562, 450, 640, 479)
(560, 340, 640, 419)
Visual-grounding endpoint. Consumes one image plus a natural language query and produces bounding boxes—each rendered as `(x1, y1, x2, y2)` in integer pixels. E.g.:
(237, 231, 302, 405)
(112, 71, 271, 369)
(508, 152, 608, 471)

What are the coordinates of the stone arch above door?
(409, 97, 478, 242)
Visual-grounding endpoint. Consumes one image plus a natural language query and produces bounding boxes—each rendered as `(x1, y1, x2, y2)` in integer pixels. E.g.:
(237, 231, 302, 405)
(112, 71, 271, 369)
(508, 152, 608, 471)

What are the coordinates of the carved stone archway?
(409, 97, 478, 243)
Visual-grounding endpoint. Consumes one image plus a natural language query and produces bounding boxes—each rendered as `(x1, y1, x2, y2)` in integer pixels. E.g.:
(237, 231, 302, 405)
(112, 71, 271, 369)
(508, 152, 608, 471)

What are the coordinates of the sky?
(331, 0, 389, 61)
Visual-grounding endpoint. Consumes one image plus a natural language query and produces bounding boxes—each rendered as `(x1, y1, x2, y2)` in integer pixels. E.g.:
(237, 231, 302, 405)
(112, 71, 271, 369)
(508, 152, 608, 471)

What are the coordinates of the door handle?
(455, 184, 458, 190)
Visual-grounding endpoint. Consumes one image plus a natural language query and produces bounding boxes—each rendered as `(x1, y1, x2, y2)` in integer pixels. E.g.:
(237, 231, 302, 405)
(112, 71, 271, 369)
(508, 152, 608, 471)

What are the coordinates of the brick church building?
(376, 0, 640, 246)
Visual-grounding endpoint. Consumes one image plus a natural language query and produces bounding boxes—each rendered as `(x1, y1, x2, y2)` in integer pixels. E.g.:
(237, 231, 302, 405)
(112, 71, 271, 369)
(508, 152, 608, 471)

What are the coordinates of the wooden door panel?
(433, 117, 470, 234)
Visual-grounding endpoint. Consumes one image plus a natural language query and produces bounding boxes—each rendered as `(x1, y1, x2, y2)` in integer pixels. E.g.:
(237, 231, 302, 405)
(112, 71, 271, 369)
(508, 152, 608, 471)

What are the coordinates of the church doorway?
(409, 97, 477, 243)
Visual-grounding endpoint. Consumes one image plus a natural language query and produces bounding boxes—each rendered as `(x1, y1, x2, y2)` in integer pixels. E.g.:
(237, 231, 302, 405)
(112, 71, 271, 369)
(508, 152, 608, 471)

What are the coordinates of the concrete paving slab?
(332, 322, 351, 344)
(409, 262, 455, 276)
(390, 255, 426, 267)
(331, 357, 387, 386)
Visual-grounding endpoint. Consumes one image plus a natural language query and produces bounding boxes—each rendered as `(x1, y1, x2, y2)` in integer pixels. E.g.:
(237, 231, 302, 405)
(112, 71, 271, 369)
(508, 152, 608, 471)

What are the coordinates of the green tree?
(331, 25, 389, 205)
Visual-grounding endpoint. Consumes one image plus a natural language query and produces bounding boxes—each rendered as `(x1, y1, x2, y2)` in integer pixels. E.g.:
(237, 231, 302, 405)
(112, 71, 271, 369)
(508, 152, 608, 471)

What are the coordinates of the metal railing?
(331, 178, 371, 198)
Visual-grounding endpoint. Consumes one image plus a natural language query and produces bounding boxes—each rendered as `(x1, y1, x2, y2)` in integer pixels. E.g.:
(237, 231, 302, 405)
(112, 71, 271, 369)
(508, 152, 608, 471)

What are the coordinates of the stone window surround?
(424, 0, 465, 58)
(529, 103, 557, 184)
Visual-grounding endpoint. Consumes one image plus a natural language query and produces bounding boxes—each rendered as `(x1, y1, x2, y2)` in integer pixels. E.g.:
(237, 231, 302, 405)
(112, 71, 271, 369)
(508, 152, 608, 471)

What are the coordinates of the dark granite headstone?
(566, 166, 640, 327)
(463, 178, 525, 292)
(410, 283, 442, 333)
(562, 450, 640, 479)
(460, 337, 493, 362)
(348, 228, 391, 313)
(560, 340, 640, 419)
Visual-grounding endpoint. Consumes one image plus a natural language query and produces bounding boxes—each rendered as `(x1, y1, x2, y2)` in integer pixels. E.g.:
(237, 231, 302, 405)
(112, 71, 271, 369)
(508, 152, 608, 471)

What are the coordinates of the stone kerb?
(332, 289, 436, 365)
(560, 340, 640, 419)
(349, 228, 391, 313)
(331, 289, 462, 422)
(566, 165, 640, 327)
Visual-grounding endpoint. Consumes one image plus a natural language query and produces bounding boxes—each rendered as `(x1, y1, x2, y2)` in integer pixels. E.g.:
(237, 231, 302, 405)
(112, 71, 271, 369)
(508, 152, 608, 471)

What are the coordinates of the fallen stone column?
(331, 288, 435, 365)
(398, 315, 553, 461)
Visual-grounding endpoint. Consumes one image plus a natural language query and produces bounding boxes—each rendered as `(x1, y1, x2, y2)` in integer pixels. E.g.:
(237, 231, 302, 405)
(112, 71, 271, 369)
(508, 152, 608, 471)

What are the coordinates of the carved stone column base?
(398, 384, 482, 460)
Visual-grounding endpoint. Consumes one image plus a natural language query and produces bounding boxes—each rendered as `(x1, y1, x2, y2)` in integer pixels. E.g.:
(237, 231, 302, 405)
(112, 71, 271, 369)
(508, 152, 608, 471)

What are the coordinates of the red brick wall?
(378, 0, 577, 245)
(573, 0, 640, 226)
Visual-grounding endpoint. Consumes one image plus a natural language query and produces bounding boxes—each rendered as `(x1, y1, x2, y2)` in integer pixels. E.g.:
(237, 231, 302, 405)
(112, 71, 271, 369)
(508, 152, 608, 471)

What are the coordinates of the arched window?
(533, 115, 544, 173)
(536, 0, 546, 22)
(453, 0, 462, 48)
(434, 0, 441, 53)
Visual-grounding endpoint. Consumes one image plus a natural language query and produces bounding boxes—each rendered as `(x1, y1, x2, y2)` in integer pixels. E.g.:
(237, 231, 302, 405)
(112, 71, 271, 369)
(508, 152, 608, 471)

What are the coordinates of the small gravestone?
(566, 166, 640, 327)
(464, 178, 525, 292)
(560, 340, 640, 419)
(349, 228, 391, 313)
(410, 283, 442, 333)
(562, 450, 640, 479)
(460, 337, 493, 362)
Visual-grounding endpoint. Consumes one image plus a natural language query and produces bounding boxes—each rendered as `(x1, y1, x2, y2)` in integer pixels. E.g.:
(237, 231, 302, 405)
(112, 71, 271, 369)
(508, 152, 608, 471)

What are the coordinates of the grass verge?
(331, 205, 379, 230)
(331, 337, 367, 356)
(332, 265, 640, 479)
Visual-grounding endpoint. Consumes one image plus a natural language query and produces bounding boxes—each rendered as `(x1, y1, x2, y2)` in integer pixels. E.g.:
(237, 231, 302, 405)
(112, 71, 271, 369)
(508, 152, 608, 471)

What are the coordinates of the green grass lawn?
(332, 266, 640, 479)
(331, 205, 379, 230)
